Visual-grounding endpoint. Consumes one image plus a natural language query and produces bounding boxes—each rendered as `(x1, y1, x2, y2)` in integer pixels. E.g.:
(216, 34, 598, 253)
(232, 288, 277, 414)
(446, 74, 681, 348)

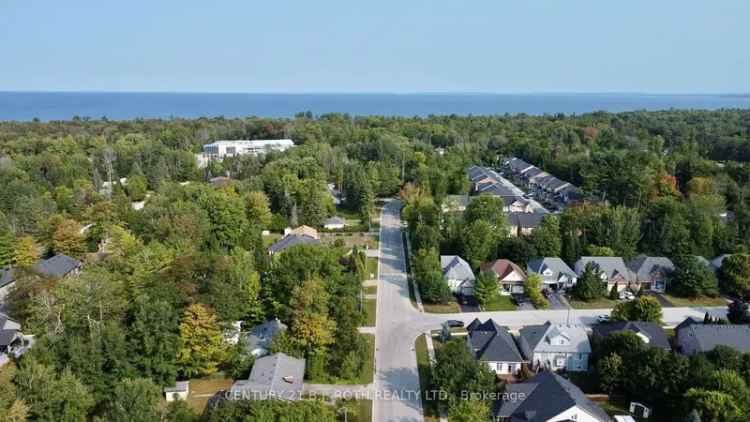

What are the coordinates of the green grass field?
(568, 297, 618, 309)
(415, 335, 440, 422)
(363, 299, 377, 326)
(661, 294, 728, 307)
(481, 295, 516, 311)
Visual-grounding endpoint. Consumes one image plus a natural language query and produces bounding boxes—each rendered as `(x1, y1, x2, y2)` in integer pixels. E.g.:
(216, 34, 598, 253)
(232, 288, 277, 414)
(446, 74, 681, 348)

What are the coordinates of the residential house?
(503, 197, 534, 214)
(518, 321, 591, 372)
(323, 216, 346, 230)
(466, 318, 524, 375)
(228, 353, 305, 401)
(480, 259, 527, 295)
(441, 256, 476, 296)
(493, 371, 612, 422)
(676, 322, 750, 355)
(163, 381, 189, 402)
(32, 254, 82, 279)
(2, 254, 82, 303)
(0, 314, 33, 367)
(243, 319, 288, 357)
(574, 257, 634, 293)
(202, 139, 294, 159)
(627, 255, 675, 292)
(507, 212, 546, 236)
(592, 321, 671, 351)
(441, 194, 474, 213)
(283, 225, 320, 240)
(267, 234, 320, 256)
(527, 258, 577, 290)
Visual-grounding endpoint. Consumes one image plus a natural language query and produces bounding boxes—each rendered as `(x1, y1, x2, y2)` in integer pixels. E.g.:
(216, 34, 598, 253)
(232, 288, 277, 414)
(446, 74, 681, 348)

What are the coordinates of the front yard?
(661, 294, 728, 307)
(481, 295, 516, 311)
(415, 335, 441, 422)
(363, 299, 377, 326)
(568, 297, 618, 309)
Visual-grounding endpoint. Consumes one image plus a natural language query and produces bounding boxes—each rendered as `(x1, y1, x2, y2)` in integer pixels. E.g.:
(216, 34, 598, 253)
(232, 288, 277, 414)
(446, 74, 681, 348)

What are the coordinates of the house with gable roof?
(493, 371, 611, 422)
(527, 257, 577, 290)
(518, 321, 591, 372)
(574, 257, 635, 293)
(467, 318, 524, 375)
(441, 255, 475, 296)
(480, 259, 527, 295)
(626, 255, 675, 292)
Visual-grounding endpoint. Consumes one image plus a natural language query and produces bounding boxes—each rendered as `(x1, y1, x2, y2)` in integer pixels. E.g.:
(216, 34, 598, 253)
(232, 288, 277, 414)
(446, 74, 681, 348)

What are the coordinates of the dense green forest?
(1, 109, 750, 421)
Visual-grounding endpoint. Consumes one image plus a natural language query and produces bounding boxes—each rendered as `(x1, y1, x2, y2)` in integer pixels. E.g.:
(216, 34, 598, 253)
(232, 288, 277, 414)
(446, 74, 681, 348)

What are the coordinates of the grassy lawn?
(363, 285, 377, 295)
(568, 297, 618, 309)
(185, 376, 233, 414)
(415, 335, 441, 422)
(366, 257, 378, 279)
(423, 301, 461, 313)
(599, 397, 631, 417)
(320, 232, 379, 250)
(335, 399, 372, 422)
(363, 299, 377, 326)
(482, 295, 517, 311)
(661, 294, 728, 307)
(358, 334, 375, 385)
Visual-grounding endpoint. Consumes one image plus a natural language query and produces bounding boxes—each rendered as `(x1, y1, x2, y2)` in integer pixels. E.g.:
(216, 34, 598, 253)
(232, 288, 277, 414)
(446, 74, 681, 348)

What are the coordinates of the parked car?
(444, 320, 464, 328)
(597, 315, 611, 324)
(619, 290, 635, 301)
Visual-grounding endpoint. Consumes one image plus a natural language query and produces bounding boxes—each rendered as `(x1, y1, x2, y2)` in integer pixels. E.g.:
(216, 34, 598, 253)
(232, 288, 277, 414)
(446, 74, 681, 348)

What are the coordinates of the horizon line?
(1, 89, 749, 97)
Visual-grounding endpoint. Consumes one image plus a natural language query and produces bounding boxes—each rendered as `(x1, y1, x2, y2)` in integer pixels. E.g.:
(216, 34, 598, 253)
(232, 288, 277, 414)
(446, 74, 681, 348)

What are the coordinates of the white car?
(619, 291, 635, 301)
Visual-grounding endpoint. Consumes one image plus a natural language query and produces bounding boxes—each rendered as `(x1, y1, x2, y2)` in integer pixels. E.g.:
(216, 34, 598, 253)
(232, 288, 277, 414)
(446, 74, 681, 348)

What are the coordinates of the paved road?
(371, 199, 727, 422)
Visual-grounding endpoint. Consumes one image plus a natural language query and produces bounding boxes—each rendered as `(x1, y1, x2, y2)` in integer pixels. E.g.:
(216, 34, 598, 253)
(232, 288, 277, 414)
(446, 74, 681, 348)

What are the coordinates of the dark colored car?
(444, 320, 464, 328)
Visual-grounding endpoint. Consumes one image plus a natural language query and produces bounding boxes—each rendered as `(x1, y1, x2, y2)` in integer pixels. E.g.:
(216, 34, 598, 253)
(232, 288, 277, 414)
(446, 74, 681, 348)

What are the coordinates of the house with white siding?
(518, 321, 591, 372)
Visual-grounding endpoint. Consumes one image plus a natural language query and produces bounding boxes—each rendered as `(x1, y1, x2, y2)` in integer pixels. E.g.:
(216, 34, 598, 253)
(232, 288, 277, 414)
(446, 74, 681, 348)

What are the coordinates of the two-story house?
(518, 321, 591, 372)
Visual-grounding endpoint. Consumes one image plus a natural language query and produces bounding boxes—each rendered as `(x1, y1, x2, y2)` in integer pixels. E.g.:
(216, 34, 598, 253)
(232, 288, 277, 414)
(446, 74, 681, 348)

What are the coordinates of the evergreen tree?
(107, 378, 161, 422)
(571, 262, 606, 301)
(0, 212, 15, 266)
(129, 295, 180, 386)
(474, 271, 499, 307)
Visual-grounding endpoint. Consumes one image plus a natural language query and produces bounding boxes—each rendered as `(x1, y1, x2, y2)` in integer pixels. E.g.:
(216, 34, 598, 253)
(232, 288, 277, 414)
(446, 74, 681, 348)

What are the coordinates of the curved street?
(373, 199, 727, 422)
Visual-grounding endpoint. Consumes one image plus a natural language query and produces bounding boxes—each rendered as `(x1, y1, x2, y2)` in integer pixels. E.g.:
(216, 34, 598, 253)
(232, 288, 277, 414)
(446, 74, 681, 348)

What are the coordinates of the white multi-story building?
(202, 139, 294, 159)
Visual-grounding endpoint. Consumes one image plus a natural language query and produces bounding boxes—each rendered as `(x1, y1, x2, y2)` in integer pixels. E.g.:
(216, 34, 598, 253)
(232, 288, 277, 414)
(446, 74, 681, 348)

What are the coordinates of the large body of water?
(1, 92, 749, 122)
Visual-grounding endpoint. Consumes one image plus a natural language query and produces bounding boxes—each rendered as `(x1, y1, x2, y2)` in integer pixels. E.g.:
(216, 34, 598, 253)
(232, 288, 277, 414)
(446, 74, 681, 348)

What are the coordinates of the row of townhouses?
(441, 254, 731, 297)
(502, 157, 582, 205)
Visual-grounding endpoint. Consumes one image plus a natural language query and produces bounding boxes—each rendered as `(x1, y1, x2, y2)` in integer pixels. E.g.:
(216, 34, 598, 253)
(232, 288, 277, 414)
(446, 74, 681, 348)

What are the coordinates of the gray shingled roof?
(592, 321, 671, 350)
(480, 184, 517, 197)
(494, 371, 611, 421)
(467, 319, 524, 363)
(678, 324, 750, 353)
(441, 256, 475, 281)
(228, 353, 305, 401)
(244, 319, 288, 354)
(0, 267, 15, 289)
(507, 212, 546, 229)
(268, 234, 320, 254)
(527, 258, 576, 283)
(519, 321, 591, 355)
(507, 158, 534, 173)
(574, 257, 634, 283)
(0, 315, 21, 347)
(32, 254, 81, 279)
(627, 255, 675, 282)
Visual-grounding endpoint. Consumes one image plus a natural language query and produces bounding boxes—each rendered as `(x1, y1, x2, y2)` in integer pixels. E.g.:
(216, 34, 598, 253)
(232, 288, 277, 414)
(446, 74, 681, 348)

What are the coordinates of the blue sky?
(1, 1, 748, 93)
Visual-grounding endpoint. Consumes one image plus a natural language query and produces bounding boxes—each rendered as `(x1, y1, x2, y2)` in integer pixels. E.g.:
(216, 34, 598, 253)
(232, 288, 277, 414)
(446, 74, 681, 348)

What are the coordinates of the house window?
(556, 356, 566, 367)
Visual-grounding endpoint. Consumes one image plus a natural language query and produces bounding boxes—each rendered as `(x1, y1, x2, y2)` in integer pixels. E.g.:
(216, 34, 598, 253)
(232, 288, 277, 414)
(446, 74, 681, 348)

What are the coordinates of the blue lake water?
(1, 92, 749, 121)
